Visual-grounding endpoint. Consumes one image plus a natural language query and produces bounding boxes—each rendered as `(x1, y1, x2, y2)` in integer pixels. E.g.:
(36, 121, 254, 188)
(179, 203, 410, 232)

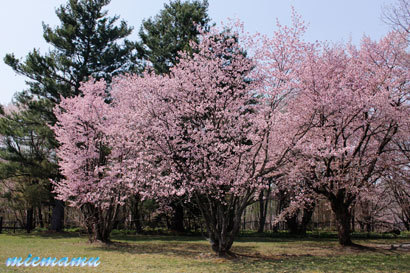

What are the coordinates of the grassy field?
(0, 230, 409, 272)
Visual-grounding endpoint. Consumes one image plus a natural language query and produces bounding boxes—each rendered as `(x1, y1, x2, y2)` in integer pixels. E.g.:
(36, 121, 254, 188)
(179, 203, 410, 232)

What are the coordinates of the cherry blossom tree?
(110, 26, 266, 256)
(155, 31, 262, 256)
(245, 9, 409, 245)
(279, 31, 410, 245)
(52, 80, 130, 242)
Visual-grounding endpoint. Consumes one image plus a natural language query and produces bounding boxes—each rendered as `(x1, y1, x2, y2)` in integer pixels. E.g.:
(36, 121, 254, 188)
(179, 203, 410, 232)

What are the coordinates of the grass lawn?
(0, 231, 409, 272)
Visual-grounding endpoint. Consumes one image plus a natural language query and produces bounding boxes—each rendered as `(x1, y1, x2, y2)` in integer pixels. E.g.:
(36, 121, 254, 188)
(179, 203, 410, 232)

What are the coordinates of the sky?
(0, 0, 393, 104)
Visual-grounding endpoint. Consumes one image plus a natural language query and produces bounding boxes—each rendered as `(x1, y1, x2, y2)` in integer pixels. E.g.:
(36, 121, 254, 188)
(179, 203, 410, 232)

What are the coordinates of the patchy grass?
(0, 231, 409, 272)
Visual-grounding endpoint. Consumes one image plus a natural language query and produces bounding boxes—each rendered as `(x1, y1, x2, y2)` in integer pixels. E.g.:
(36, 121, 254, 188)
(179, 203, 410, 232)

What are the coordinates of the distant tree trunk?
(273, 190, 287, 232)
(286, 214, 299, 235)
(403, 212, 410, 231)
(257, 185, 271, 233)
(131, 195, 142, 233)
(279, 190, 315, 235)
(299, 203, 315, 235)
(285, 208, 314, 236)
(50, 199, 64, 232)
(242, 208, 247, 230)
(170, 202, 184, 233)
(351, 207, 355, 232)
(26, 207, 34, 233)
(112, 206, 126, 230)
(38, 206, 44, 228)
(366, 217, 372, 233)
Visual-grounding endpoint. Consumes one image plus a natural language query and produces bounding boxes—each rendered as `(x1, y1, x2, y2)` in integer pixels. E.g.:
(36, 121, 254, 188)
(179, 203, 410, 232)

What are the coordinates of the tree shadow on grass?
(113, 233, 341, 244)
(112, 234, 205, 242)
(6, 230, 82, 240)
(89, 237, 399, 262)
(236, 236, 338, 243)
(88, 240, 257, 259)
(97, 234, 408, 258)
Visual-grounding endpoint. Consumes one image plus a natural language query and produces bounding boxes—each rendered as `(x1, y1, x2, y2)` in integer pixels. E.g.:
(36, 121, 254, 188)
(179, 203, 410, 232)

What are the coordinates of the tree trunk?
(331, 201, 353, 246)
(242, 208, 246, 230)
(351, 208, 355, 232)
(198, 194, 251, 257)
(38, 206, 44, 228)
(403, 213, 410, 231)
(207, 219, 238, 257)
(366, 221, 372, 233)
(86, 222, 111, 243)
(95, 221, 111, 243)
(50, 199, 64, 232)
(287, 214, 299, 235)
(299, 203, 315, 235)
(257, 188, 270, 233)
(209, 235, 235, 257)
(26, 207, 34, 233)
(196, 194, 247, 257)
(273, 189, 288, 233)
(170, 202, 184, 233)
(286, 206, 314, 236)
(132, 195, 142, 233)
(84, 204, 118, 244)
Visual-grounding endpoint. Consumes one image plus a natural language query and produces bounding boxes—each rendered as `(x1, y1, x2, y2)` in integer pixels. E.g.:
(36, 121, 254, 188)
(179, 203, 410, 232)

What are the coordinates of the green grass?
(0, 231, 409, 272)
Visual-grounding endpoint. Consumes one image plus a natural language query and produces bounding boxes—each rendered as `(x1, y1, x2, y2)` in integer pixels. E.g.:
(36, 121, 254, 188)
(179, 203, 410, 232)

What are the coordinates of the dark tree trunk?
(351, 208, 355, 232)
(285, 211, 312, 236)
(195, 193, 248, 257)
(209, 234, 235, 257)
(403, 213, 410, 231)
(257, 186, 271, 233)
(95, 220, 112, 243)
(282, 195, 315, 236)
(242, 208, 246, 230)
(287, 214, 299, 235)
(366, 221, 372, 233)
(299, 203, 315, 235)
(83, 204, 118, 244)
(258, 191, 265, 233)
(273, 189, 288, 233)
(132, 195, 142, 233)
(86, 221, 111, 243)
(50, 199, 64, 232)
(38, 206, 44, 228)
(207, 213, 238, 257)
(26, 207, 34, 233)
(170, 202, 184, 233)
(331, 200, 353, 246)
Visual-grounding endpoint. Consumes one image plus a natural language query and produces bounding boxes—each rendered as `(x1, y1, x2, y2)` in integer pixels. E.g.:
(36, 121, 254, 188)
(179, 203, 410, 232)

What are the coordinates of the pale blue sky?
(0, 0, 393, 104)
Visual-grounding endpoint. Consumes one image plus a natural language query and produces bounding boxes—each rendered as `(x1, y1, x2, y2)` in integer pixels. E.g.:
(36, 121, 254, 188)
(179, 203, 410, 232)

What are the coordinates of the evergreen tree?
(0, 104, 57, 232)
(137, 0, 210, 74)
(5, 0, 137, 106)
(2, 0, 137, 231)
